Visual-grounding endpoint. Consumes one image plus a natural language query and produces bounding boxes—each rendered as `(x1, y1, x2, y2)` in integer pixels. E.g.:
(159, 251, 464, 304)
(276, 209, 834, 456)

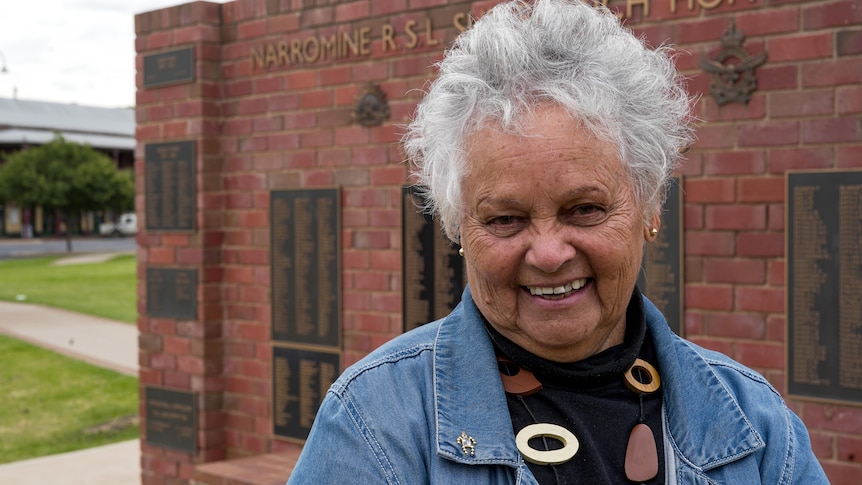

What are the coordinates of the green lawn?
(0, 254, 140, 463)
(0, 254, 137, 323)
(0, 334, 139, 464)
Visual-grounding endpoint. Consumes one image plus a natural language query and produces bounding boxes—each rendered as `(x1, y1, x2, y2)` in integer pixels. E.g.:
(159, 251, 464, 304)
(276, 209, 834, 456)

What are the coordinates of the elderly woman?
(288, 0, 827, 483)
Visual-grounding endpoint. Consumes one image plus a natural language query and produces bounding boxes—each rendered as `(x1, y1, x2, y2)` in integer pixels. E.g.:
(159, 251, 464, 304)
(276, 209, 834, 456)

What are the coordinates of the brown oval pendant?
(497, 356, 542, 396)
(625, 423, 658, 482)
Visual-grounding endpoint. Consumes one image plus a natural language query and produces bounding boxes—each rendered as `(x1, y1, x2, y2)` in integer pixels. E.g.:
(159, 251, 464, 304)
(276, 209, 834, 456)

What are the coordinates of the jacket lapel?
(433, 286, 523, 467)
(644, 296, 765, 473)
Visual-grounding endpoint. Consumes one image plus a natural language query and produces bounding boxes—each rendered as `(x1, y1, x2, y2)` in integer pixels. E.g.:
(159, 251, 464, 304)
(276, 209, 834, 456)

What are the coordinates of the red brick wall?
(629, 2, 862, 483)
(135, 1, 862, 483)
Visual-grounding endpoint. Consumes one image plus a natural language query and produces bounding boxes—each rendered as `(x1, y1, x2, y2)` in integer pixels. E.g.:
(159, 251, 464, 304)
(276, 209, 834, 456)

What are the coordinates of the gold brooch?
(457, 431, 476, 456)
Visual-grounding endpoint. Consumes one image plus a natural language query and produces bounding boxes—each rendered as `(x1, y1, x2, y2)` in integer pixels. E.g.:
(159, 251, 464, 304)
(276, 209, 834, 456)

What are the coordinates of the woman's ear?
(644, 212, 661, 241)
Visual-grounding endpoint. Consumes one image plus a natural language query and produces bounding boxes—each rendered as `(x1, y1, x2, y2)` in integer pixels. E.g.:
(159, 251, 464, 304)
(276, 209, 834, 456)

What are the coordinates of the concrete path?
(0, 259, 141, 484)
(49, 251, 132, 267)
(0, 440, 140, 484)
(0, 301, 137, 376)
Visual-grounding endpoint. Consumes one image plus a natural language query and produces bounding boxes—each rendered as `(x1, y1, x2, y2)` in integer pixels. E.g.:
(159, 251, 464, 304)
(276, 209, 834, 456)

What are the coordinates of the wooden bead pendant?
(623, 358, 662, 482)
(625, 423, 659, 481)
(497, 355, 542, 397)
(516, 423, 580, 465)
(623, 358, 661, 395)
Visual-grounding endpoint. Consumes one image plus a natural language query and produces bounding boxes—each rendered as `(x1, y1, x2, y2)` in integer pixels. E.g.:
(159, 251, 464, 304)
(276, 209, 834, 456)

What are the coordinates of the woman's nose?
(524, 226, 576, 273)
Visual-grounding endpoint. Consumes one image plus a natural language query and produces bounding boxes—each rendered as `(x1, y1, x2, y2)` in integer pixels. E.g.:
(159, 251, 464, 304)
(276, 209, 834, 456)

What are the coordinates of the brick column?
(135, 3, 226, 483)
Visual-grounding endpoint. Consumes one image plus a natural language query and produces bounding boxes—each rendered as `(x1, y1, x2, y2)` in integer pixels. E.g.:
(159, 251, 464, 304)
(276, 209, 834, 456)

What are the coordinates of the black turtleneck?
(485, 287, 665, 485)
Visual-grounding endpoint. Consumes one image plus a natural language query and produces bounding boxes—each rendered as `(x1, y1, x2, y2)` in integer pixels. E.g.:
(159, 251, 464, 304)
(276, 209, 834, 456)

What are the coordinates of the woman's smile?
(525, 277, 588, 298)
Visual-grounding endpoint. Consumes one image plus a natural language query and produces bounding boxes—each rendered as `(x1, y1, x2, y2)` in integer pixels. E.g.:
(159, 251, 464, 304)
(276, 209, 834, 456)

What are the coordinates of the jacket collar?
(432, 286, 765, 471)
(433, 285, 522, 466)
(643, 297, 765, 470)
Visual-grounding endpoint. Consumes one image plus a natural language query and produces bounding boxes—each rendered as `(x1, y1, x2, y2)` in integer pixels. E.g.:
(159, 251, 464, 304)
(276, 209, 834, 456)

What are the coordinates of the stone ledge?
(193, 451, 301, 485)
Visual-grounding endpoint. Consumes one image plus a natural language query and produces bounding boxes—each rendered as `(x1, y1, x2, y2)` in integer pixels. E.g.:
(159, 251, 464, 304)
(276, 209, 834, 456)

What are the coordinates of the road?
(0, 237, 137, 259)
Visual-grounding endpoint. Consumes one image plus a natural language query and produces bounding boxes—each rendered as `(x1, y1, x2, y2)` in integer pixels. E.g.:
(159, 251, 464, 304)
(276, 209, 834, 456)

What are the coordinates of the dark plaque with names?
(637, 177, 684, 336)
(272, 345, 340, 442)
(145, 386, 197, 453)
(145, 141, 195, 231)
(143, 47, 194, 88)
(271, 189, 341, 347)
(146, 268, 197, 320)
(402, 186, 467, 333)
(787, 170, 862, 406)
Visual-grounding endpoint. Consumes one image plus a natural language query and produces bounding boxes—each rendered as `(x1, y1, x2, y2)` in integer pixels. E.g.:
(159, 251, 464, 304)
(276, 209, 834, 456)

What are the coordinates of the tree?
(0, 135, 135, 252)
(105, 169, 135, 214)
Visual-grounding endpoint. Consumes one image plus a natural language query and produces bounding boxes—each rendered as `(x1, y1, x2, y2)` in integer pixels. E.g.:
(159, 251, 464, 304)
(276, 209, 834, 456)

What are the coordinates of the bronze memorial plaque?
(637, 177, 684, 335)
(402, 186, 467, 332)
(145, 386, 197, 453)
(145, 141, 195, 231)
(272, 346, 340, 442)
(143, 46, 194, 88)
(787, 170, 862, 405)
(146, 268, 197, 320)
(270, 188, 341, 348)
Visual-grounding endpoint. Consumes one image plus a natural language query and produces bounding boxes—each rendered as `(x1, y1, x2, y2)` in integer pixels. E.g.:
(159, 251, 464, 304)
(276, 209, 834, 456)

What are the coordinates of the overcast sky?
(0, 0, 229, 109)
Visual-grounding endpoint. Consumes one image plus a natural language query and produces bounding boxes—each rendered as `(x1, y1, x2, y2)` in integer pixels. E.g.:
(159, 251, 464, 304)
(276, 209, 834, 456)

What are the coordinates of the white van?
(99, 213, 137, 237)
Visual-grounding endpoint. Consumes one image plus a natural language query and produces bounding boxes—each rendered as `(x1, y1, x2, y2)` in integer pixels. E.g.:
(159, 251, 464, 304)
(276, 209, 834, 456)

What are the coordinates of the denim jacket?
(287, 286, 828, 484)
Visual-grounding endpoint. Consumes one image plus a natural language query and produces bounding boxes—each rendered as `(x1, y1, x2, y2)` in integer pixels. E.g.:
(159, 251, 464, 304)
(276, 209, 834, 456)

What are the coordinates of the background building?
(0, 97, 134, 236)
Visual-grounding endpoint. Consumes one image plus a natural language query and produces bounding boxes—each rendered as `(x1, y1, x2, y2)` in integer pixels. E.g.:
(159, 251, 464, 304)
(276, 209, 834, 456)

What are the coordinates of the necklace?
(623, 358, 661, 482)
(499, 355, 661, 482)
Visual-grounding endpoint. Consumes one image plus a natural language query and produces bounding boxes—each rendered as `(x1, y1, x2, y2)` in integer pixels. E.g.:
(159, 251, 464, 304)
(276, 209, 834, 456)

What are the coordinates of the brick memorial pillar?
(135, 3, 227, 483)
(134, 1, 476, 482)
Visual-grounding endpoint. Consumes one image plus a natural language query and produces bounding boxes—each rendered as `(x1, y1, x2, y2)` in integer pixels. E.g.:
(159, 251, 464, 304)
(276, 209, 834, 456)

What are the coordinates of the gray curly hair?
(402, 0, 694, 242)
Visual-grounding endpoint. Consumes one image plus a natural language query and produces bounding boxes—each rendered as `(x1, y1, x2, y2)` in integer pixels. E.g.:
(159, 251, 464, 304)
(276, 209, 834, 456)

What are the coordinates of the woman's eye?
(574, 205, 601, 215)
(567, 205, 607, 225)
(489, 215, 519, 226)
(485, 215, 525, 235)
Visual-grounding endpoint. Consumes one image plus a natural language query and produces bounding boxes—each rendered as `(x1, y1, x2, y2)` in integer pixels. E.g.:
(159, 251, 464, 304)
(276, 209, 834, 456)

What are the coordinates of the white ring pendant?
(515, 423, 580, 465)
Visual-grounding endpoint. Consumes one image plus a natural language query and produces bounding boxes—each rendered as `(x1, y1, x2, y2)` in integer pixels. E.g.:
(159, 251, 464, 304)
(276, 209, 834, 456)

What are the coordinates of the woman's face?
(460, 105, 657, 363)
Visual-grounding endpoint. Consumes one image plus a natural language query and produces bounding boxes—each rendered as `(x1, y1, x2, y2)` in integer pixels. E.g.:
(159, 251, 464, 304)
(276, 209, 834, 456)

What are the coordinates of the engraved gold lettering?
(382, 24, 396, 51)
(291, 39, 302, 64)
(336, 32, 345, 59)
(156, 146, 180, 158)
(359, 26, 372, 55)
(343, 30, 359, 56)
(321, 34, 337, 61)
(251, 45, 265, 69)
(627, 0, 649, 17)
(278, 41, 290, 66)
(245, 9, 723, 71)
(157, 56, 177, 70)
(265, 44, 278, 68)
(304, 36, 320, 63)
(592, 0, 623, 19)
(425, 18, 440, 47)
(670, 0, 695, 12)
(405, 20, 419, 49)
(454, 13, 472, 33)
